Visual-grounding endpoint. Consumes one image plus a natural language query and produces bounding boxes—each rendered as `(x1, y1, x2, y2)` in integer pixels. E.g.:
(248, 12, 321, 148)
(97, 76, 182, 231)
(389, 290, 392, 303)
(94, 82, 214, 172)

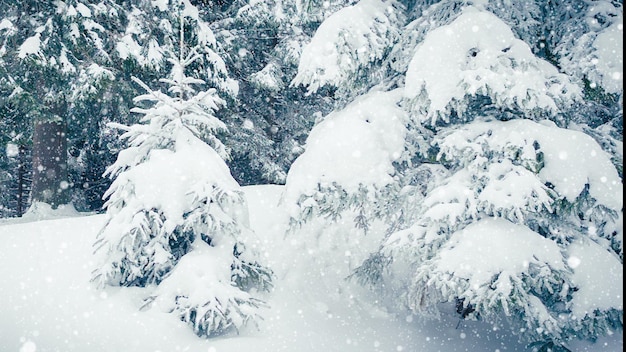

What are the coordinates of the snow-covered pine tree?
(0, 1, 80, 212)
(355, 4, 623, 349)
(280, 0, 410, 282)
(378, 118, 623, 346)
(281, 89, 408, 282)
(0, 0, 140, 213)
(92, 3, 272, 336)
(0, 0, 254, 214)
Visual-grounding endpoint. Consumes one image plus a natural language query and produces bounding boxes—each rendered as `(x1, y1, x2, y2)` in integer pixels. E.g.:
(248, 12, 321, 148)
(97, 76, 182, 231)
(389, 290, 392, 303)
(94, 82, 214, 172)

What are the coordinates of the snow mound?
(0, 186, 622, 352)
(21, 202, 82, 222)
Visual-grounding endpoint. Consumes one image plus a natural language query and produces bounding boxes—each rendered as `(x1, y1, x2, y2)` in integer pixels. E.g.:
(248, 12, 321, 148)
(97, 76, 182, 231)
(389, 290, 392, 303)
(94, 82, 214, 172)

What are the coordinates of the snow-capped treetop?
(115, 0, 238, 96)
(291, 0, 403, 94)
(404, 7, 581, 126)
(105, 54, 228, 179)
(282, 89, 406, 213)
(101, 127, 241, 241)
(387, 0, 543, 75)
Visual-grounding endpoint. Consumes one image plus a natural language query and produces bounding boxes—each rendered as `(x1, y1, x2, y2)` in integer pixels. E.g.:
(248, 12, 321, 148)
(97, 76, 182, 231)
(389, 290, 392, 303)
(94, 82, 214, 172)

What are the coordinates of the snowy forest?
(0, 0, 623, 351)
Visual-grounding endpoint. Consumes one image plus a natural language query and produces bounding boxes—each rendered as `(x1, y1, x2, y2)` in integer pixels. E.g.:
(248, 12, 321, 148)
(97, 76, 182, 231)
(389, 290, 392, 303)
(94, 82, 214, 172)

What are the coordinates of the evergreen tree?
(92, 5, 272, 336)
(0, 0, 128, 213)
(362, 4, 621, 350)
(290, 0, 404, 100)
(0, 0, 241, 214)
(280, 0, 409, 276)
(281, 89, 408, 282)
(286, 0, 623, 349)
(0, 0, 358, 215)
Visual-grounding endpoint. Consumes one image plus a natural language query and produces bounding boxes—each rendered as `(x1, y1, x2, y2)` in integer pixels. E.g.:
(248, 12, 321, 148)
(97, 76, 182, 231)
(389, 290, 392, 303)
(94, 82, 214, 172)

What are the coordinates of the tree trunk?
(31, 119, 70, 208)
(16, 144, 27, 216)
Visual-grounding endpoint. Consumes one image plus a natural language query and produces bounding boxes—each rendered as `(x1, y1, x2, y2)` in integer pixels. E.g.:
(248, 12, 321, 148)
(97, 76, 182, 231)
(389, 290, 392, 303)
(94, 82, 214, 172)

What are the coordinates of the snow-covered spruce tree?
(278, 0, 410, 286)
(92, 9, 272, 336)
(379, 118, 623, 345)
(283, 0, 406, 219)
(355, 5, 623, 349)
(281, 89, 408, 281)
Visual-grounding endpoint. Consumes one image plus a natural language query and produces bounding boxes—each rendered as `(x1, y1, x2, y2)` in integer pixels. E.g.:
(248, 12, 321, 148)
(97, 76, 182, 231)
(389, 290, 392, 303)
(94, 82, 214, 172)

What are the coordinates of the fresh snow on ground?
(0, 185, 622, 352)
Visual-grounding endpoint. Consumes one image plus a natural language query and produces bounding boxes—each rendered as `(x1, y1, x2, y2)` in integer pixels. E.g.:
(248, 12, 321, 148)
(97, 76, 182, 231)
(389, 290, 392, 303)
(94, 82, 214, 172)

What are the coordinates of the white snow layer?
(404, 7, 580, 124)
(18, 34, 42, 59)
(567, 239, 623, 317)
(292, 0, 402, 93)
(0, 186, 622, 352)
(0, 18, 15, 32)
(101, 128, 241, 243)
(151, 0, 169, 12)
(116, 34, 142, 61)
(438, 118, 623, 211)
(150, 239, 261, 333)
(590, 14, 623, 94)
(436, 218, 565, 292)
(250, 62, 284, 92)
(75, 3, 92, 18)
(283, 89, 406, 209)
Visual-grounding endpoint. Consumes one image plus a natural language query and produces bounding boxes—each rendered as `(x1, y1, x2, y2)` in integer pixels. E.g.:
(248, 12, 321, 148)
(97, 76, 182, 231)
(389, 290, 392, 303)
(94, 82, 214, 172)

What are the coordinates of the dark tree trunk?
(16, 144, 27, 216)
(31, 119, 70, 208)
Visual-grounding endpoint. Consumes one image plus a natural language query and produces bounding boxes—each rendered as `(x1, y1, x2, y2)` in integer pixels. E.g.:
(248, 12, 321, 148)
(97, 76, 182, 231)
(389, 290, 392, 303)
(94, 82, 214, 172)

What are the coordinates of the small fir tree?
(92, 8, 272, 336)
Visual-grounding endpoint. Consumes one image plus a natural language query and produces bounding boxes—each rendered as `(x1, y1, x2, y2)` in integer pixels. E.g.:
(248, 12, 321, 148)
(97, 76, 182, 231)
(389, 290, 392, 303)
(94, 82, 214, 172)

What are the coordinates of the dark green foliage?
(0, 0, 342, 215)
